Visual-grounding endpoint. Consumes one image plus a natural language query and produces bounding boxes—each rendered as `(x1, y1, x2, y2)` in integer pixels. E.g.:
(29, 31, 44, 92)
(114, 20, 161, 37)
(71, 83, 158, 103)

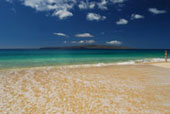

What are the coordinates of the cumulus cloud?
(97, 0, 126, 10)
(148, 8, 167, 14)
(131, 14, 144, 20)
(78, 40, 95, 44)
(116, 18, 128, 25)
(78, 1, 95, 9)
(23, 0, 76, 11)
(98, 0, 108, 10)
(6, 0, 76, 20)
(89, 2, 96, 9)
(106, 40, 122, 45)
(64, 40, 95, 44)
(52, 10, 73, 19)
(6, 0, 127, 19)
(75, 33, 94, 38)
(87, 13, 106, 21)
(53, 33, 68, 37)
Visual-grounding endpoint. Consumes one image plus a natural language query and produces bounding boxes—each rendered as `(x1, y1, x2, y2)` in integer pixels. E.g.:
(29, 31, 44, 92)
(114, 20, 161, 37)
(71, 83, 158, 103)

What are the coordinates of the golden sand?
(0, 63, 170, 113)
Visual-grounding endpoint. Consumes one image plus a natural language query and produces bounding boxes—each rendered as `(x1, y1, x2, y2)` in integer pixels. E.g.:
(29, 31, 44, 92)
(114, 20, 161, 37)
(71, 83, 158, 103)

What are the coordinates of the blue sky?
(0, 0, 170, 49)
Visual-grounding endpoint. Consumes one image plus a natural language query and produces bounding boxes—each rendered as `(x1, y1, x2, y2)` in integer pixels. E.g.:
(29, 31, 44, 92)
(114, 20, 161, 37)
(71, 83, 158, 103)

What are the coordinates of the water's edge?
(0, 58, 169, 71)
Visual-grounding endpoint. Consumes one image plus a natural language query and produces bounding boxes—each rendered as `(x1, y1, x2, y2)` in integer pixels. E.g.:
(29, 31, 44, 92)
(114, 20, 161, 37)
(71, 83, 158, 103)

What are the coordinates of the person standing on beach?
(165, 50, 168, 62)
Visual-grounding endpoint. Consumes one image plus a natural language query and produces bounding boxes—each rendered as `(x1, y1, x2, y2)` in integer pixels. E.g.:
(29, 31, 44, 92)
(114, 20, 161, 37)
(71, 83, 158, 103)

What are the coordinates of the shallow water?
(0, 49, 169, 69)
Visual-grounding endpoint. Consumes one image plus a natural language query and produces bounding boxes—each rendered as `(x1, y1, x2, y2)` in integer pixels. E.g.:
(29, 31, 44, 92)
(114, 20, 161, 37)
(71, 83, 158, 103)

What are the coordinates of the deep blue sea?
(0, 49, 169, 69)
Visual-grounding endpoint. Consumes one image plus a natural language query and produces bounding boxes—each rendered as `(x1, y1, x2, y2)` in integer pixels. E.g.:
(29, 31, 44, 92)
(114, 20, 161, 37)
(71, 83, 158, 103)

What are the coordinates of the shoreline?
(0, 60, 169, 72)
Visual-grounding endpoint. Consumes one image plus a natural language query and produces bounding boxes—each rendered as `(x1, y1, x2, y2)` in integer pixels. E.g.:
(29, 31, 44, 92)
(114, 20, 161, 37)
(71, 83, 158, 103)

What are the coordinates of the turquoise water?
(0, 49, 169, 69)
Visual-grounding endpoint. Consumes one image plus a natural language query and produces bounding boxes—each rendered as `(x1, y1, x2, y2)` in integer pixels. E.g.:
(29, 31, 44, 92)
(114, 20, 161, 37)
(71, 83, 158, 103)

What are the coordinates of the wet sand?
(151, 62, 170, 69)
(0, 63, 170, 113)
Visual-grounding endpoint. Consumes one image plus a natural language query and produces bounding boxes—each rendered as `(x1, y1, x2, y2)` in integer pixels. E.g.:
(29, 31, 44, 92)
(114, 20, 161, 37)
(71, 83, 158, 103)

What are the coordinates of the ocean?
(0, 49, 169, 69)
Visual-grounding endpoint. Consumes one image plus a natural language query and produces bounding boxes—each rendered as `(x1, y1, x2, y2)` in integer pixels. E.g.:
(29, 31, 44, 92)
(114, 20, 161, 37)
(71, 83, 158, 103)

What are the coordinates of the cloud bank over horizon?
(64, 40, 95, 44)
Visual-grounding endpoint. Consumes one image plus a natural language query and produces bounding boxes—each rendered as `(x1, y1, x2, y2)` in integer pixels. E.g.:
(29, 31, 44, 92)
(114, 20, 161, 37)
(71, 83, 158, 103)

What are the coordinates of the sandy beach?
(0, 63, 170, 113)
(1, 0, 170, 113)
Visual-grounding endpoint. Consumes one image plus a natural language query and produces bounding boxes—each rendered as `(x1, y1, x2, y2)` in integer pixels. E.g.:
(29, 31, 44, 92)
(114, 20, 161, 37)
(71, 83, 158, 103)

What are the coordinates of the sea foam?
(59, 58, 170, 68)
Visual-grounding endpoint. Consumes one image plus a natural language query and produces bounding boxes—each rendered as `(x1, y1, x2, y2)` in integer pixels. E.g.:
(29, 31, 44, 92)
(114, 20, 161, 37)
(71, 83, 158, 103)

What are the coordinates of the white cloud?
(110, 0, 126, 4)
(131, 14, 144, 20)
(52, 10, 73, 19)
(97, 0, 126, 10)
(6, 0, 76, 20)
(89, 2, 96, 9)
(106, 40, 122, 45)
(116, 18, 128, 25)
(79, 40, 85, 43)
(77, 40, 95, 44)
(87, 13, 106, 21)
(78, 1, 95, 10)
(54, 33, 67, 37)
(6, 0, 128, 20)
(75, 33, 94, 38)
(98, 0, 108, 10)
(148, 8, 167, 14)
(65, 40, 95, 44)
(85, 40, 95, 44)
(78, 1, 87, 9)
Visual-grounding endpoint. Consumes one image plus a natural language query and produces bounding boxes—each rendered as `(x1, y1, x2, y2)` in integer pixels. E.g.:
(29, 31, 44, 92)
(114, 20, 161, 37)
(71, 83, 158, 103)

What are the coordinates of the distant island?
(40, 45, 133, 50)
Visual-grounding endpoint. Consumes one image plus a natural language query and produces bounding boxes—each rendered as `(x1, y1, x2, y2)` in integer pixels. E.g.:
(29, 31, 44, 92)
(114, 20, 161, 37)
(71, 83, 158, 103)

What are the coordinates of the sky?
(0, 0, 170, 49)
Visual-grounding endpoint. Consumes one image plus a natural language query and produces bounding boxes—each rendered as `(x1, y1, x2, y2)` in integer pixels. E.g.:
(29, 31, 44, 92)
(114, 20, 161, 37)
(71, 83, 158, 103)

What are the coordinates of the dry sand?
(0, 63, 170, 113)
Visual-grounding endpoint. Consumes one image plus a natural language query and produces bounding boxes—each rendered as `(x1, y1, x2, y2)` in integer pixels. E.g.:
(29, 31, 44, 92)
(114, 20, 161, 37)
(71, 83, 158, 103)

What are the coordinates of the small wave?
(117, 58, 169, 65)
(63, 63, 115, 68)
(1, 58, 169, 70)
(137, 58, 169, 63)
(117, 61, 136, 65)
(63, 58, 170, 68)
